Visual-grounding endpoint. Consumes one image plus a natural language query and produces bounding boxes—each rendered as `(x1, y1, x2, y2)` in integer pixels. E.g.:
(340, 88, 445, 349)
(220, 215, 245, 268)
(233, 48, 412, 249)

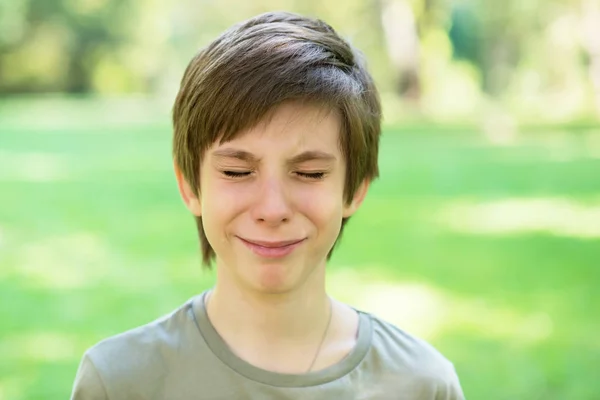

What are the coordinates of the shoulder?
(363, 312, 465, 399)
(72, 296, 199, 399)
(87, 296, 195, 366)
(367, 313, 453, 375)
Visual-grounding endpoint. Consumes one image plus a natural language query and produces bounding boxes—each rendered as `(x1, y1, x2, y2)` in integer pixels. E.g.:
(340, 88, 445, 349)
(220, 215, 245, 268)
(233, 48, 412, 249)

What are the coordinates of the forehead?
(211, 101, 343, 154)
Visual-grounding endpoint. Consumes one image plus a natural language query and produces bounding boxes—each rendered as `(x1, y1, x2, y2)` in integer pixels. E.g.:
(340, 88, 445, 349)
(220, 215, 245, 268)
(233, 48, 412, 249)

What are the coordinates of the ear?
(342, 179, 370, 218)
(174, 161, 202, 217)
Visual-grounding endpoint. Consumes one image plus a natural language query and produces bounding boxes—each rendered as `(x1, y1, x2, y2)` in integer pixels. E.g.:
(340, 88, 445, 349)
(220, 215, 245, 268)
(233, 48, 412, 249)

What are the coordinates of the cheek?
(295, 185, 343, 230)
(200, 178, 250, 236)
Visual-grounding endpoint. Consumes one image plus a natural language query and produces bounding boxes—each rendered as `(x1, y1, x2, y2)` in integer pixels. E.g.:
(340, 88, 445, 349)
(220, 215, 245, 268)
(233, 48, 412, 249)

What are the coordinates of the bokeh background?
(1, 0, 599, 399)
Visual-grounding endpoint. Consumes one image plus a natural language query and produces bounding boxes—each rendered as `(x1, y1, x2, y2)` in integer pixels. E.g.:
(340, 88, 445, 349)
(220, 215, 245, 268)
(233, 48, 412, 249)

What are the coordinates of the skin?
(175, 101, 370, 373)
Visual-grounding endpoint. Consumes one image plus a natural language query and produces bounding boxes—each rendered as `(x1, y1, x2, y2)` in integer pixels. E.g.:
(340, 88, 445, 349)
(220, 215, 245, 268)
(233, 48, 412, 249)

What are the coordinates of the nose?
(250, 176, 293, 226)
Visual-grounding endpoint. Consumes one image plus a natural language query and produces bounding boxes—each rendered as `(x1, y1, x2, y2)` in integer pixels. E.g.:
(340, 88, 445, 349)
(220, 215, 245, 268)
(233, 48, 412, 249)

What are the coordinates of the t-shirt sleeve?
(436, 365, 465, 400)
(70, 353, 109, 400)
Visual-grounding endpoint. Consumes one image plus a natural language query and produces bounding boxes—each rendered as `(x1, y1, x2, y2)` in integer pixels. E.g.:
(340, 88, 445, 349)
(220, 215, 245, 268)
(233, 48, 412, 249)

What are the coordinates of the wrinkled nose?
(250, 177, 292, 226)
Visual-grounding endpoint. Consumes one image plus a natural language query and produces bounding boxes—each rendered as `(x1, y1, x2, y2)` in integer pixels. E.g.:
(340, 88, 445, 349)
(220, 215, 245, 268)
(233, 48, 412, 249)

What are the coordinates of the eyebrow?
(211, 149, 337, 164)
(287, 151, 337, 165)
(211, 149, 260, 163)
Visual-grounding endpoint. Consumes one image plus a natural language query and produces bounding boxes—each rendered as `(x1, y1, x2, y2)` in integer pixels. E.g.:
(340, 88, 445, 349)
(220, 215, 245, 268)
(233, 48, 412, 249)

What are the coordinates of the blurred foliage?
(1, 0, 600, 122)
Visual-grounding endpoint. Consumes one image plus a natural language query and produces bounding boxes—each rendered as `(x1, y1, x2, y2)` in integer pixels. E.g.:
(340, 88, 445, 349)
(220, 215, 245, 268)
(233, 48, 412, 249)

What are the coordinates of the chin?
(244, 265, 301, 294)
(256, 273, 295, 294)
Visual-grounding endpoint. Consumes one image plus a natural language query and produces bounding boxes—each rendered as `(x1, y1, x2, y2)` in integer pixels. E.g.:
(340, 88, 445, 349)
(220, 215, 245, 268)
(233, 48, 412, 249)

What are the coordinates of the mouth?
(237, 237, 306, 258)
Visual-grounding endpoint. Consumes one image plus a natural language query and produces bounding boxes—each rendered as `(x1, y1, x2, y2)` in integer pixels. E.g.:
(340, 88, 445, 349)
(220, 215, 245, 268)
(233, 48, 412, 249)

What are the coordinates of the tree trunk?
(379, 0, 421, 102)
(581, 0, 600, 114)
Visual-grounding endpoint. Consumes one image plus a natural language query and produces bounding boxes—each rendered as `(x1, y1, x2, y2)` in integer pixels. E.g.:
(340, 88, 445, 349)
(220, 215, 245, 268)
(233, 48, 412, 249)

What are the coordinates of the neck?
(207, 265, 330, 342)
(204, 260, 360, 373)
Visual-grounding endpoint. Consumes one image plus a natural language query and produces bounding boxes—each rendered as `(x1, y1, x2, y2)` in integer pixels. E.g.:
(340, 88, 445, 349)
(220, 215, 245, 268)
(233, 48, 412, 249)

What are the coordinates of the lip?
(237, 237, 306, 258)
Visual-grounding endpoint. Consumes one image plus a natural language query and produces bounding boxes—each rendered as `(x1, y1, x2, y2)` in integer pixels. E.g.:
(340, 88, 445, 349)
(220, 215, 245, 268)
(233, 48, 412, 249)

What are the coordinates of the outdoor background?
(1, 0, 599, 399)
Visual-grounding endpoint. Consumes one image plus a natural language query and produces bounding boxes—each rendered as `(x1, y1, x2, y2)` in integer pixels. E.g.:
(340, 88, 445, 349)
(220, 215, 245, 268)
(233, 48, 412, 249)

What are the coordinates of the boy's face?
(177, 102, 368, 294)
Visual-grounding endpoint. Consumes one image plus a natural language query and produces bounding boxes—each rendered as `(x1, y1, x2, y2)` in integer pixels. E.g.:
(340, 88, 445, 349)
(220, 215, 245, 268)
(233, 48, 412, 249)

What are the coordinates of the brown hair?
(172, 11, 381, 268)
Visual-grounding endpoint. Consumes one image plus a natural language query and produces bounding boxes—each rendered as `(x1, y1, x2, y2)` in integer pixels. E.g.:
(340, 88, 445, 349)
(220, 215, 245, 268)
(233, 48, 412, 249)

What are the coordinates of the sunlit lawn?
(1, 99, 599, 399)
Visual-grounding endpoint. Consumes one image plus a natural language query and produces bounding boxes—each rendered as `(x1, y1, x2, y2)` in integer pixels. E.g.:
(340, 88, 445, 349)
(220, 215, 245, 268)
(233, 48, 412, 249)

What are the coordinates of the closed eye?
(296, 172, 325, 180)
(223, 171, 252, 178)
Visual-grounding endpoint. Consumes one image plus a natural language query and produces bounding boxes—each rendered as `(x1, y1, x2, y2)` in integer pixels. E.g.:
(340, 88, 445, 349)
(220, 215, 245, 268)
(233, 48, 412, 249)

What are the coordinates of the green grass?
(1, 98, 599, 399)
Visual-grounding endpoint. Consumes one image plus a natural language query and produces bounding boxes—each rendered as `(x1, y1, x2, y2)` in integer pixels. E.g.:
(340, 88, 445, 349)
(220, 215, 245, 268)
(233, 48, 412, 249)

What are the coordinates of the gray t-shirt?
(71, 292, 465, 399)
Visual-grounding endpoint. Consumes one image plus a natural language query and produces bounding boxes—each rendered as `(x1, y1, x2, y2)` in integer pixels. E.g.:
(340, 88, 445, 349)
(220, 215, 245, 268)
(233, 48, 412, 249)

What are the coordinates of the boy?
(71, 11, 464, 399)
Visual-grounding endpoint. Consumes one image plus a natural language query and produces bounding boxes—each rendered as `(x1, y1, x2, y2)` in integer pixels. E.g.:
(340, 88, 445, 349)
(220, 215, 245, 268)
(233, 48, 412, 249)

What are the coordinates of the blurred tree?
(580, 0, 600, 113)
(0, 0, 597, 121)
(0, 0, 139, 93)
(379, 0, 421, 102)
